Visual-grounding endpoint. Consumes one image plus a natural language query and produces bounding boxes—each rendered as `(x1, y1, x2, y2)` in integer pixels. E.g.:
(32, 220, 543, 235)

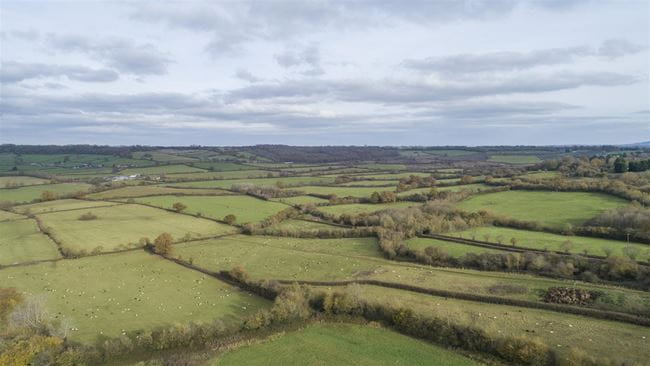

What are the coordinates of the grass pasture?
(271, 195, 329, 205)
(167, 175, 336, 189)
(457, 190, 628, 228)
(0, 176, 50, 187)
(0, 210, 25, 221)
(287, 186, 395, 198)
(213, 323, 481, 366)
(488, 155, 542, 164)
(176, 236, 650, 315)
(119, 164, 207, 175)
(37, 204, 236, 253)
(267, 219, 344, 231)
(0, 251, 270, 343)
(129, 195, 289, 224)
(337, 180, 399, 187)
(161, 170, 273, 182)
(0, 219, 61, 265)
(85, 186, 229, 200)
(351, 286, 650, 364)
(450, 226, 650, 260)
(318, 202, 421, 215)
(405, 237, 502, 257)
(12, 199, 118, 214)
(0, 183, 93, 204)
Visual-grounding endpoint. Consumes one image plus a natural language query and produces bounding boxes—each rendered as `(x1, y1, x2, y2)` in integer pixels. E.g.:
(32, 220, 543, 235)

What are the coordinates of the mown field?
(0, 251, 270, 343)
(38, 204, 236, 253)
(0, 218, 61, 265)
(127, 195, 288, 224)
(457, 190, 628, 228)
(212, 323, 481, 366)
(166, 175, 336, 189)
(0, 183, 93, 203)
(119, 164, 207, 175)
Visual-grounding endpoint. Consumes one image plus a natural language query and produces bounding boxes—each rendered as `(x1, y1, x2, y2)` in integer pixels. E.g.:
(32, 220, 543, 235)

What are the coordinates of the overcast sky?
(1, 0, 648, 146)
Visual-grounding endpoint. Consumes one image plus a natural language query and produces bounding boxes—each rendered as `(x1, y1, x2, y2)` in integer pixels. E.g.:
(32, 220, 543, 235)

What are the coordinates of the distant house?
(110, 174, 140, 181)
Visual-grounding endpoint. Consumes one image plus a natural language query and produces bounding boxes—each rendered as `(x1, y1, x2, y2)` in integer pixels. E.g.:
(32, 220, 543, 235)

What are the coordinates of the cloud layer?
(0, 0, 648, 145)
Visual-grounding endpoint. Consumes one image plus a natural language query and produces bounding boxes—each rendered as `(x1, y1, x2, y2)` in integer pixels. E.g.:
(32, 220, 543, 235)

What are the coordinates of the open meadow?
(457, 190, 629, 228)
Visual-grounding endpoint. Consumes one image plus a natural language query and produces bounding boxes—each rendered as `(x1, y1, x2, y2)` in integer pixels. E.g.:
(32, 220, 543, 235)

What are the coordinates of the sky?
(0, 0, 649, 146)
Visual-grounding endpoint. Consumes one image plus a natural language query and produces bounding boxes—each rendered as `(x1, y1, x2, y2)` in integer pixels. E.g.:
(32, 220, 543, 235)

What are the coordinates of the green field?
(405, 237, 502, 257)
(457, 190, 628, 228)
(132, 151, 198, 162)
(268, 219, 344, 231)
(167, 175, 336, 189)
(318, 202, 421, 215)
(0, 219, 62, 265)
(271, 195, 329, 205)
(0, 251, 270, 343)
(337, 180, 399, 187)
(398, 183, 489, 197)
(161, 170, 273, 181)
(213, 323, 480, 366)
(350, 286, 650, 363)
(175, 236, 649, 315)
(488, 155, 542, 164)
(0, 176, 50, 187)
(287, 186, 396, 198)
(119, 164, 207, 175)
(38, 204, 236, 253)
(424, 149, 479, 157)
(187, 162, 255, 171)
(85, 186, 230, 200)
(354, 172, 433, 180)
(0, 210, 25, 221)
(449, 226, 650, 259)
(12, 199, 118, 214)
(129, 195, 289, 224)
(0, 183, 93, 204)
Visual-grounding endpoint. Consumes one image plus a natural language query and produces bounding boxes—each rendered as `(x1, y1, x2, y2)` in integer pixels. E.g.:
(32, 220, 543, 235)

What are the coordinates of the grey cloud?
(0, 61, 119, 83)
(227, 71, 642, 104)
(403, 40, 646, 74)
(598, 39, 646, 59)
(48, 34, 172, 75)
(132, 1, 582, 57)
(0, 29, 40, 41)
(235, 69, 262, 83)
(275, 43, 324, 75)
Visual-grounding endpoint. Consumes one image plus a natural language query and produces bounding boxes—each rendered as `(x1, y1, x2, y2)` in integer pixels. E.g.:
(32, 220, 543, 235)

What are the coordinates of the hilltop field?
(1, 145, 649, 366)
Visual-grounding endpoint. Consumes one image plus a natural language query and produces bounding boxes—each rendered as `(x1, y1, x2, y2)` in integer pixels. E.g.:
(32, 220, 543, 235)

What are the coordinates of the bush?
(78, 212, 98, 221)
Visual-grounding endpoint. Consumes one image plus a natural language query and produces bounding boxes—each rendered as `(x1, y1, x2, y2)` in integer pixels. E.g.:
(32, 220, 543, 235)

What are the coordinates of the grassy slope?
(0, 210, 25, 221)
(488, 155, 542, 164)
(214, 323, 481, 366)
(0, 183, 93, 203)
(0, 219, 62, 265)
(130, 195, 288, 224)
(0, 251, 270, 343)
(167, 175, 335, 189)
(457, 190, 628, 228)
(38, 204, 236, 253)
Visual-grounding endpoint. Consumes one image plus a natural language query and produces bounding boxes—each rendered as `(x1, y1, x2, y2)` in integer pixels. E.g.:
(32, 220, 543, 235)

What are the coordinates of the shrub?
(78, 212, 98, 221)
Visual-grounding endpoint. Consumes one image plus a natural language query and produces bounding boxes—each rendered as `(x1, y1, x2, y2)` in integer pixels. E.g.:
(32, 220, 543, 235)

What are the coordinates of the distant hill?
(622, 141, 650, 147)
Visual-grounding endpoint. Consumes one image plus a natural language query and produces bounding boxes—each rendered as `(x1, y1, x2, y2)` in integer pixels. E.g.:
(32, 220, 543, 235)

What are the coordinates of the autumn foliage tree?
(172, 202, 187, 212)
(223, 214, 237, 225)
(153, 233, 174, 256)
(40, 191, 56, 201)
